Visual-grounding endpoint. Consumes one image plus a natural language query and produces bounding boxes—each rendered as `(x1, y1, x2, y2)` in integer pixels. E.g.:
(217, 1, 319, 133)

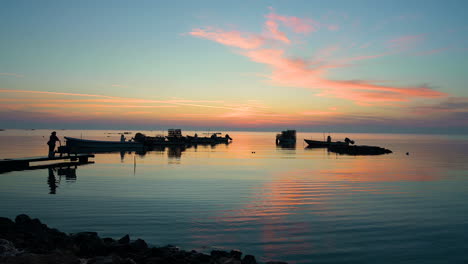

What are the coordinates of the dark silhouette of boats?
(276, 130, 296, 145)
(328, 144, 392, 155)
(304, 139, 340, 148)
(304, 137, 392, 155)
(64, 137, 144, 149)
(134, 129, 232, 146)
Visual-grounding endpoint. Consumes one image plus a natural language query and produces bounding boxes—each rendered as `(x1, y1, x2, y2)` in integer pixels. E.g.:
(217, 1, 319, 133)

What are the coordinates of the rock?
(14, 214, 32, 225)
(0, 217, 15, 235)
(88, 255, 115, 264)
(118, 234, 130, 244)
(103, 237, 116, 244)
(188, 252, 212, 264)
(0, 215, 289, 264)
(241, 255, 257, 264)
(0, 239, 20, 257)
(230, 250, 242, 260)
(0, 252, 80, 264)
(71, 232, 105, 257)
(130, 238, 148, 251)
(217, 257, 241, 264)
(211, 250, 230, 259)
(87, 255, 135, 264)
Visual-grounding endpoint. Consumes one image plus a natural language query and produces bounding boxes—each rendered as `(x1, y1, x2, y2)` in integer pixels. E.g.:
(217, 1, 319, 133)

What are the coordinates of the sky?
(1, 0, 467, 133)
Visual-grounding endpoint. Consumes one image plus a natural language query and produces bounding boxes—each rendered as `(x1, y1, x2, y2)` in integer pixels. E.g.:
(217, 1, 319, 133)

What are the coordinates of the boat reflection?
(47, 163, 89, 194)
(78, 143, 230, 163)
(275, 142, 296, 149)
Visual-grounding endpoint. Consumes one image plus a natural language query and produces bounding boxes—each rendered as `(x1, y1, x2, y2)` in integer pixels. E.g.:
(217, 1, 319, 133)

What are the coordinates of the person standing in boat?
(120, 134, 126, 142)
(47, 131, 61, 158)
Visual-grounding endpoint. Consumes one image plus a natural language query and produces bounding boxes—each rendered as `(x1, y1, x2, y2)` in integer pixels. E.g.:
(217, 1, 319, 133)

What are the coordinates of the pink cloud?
(189, 27, 264, 49)
(188, 12, 446, 105)
(265, 12, 317, 33)
(264, 20, 290, 44)
(243, 48, 446, 103)
(413, 47, 450, 56)
(387, 34, 425, 51)
(327, 24, 339, 31)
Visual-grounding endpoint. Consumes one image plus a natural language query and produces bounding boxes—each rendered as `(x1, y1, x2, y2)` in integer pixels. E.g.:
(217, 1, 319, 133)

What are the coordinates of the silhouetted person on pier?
(120, 134, 126, 142)
(327, 135, 331, 143)
(47, 131, 61, 158)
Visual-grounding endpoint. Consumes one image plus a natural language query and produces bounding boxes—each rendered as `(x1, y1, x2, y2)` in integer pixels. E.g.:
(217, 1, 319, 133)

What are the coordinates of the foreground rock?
(0, 214, 286, 264)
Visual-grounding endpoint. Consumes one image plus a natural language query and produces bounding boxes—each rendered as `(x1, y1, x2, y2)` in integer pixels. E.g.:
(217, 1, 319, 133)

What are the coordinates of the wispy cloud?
(265, 10, 318, 34)
(387, 34, 425, 51)
(189, 27, 264, 49)
(0, 89, 287, 125)
(189, 10, 446, 104)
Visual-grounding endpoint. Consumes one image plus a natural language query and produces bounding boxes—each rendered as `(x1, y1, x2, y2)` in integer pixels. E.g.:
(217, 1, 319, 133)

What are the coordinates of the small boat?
(186, 133, 232, 144)
(276, 130, 296, 145)
(328, 144, 392, 155)
(304, 135, 355, 148)
(304, 139, 331, 148)
(64, 137, 144, 149)
(134, 130, 232, 146)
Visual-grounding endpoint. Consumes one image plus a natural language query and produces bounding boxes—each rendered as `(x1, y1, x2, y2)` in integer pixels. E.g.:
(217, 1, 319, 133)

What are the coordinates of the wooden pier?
(0, 154, 95, 173)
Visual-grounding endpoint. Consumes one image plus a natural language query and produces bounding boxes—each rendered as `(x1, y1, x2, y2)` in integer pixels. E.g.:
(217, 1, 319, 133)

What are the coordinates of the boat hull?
(328, 144, 392, 155)
(304, 139, 330, 148)
(64, 137, 144, 149)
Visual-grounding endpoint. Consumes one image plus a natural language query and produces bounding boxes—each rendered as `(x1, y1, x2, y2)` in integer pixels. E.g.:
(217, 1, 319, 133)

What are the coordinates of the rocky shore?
(0, 214, 287, 264)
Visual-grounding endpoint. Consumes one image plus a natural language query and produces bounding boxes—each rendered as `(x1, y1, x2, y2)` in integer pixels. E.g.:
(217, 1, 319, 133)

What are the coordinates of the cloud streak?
(189, 27, 264, 49)
(189, 10, 447, 104)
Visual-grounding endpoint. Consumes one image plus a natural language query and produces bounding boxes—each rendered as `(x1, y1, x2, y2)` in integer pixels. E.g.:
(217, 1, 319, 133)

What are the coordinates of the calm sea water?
(1, 129, 467, 264)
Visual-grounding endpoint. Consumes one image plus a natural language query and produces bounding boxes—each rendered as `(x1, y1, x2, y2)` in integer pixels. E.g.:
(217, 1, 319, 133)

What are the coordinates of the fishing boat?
(328, 144, 392, 155)
(64, 137, 144, 150)
(276, 130, 296, 145)
(134, 130, 233, 146)
(186, 133, 232, 144)
(304, 139, 331, 148)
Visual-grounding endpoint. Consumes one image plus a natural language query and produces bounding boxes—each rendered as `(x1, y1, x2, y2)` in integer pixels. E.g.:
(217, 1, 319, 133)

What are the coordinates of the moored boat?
(304, 139, 349, 148)
(276, 130, 296, 145)
(64, 137, 144, 149)
(134, 130, 233, 146)
(328, 144, 392, 155)
(186, 133, 232, 144)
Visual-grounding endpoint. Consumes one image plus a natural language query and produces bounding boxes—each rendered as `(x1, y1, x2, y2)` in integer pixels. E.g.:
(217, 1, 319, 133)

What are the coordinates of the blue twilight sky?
(0, 0, 467, 133)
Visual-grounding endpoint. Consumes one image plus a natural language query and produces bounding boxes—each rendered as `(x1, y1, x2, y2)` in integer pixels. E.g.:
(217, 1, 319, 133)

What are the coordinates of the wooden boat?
(64, 137, 144, 149)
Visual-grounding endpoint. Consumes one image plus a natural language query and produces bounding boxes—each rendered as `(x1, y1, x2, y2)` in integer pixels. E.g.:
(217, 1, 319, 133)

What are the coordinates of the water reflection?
(111, 143, 230, 163)
(276, 142, 296, 149)
(47, 165, 80, 194)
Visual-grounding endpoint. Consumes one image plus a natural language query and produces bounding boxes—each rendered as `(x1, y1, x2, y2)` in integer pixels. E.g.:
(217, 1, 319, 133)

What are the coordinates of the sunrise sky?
(1, 0, 467, 133)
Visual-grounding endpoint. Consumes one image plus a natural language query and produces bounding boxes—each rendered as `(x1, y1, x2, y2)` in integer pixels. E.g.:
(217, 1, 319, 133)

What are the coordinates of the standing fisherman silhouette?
(47, 131, 61, 158)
